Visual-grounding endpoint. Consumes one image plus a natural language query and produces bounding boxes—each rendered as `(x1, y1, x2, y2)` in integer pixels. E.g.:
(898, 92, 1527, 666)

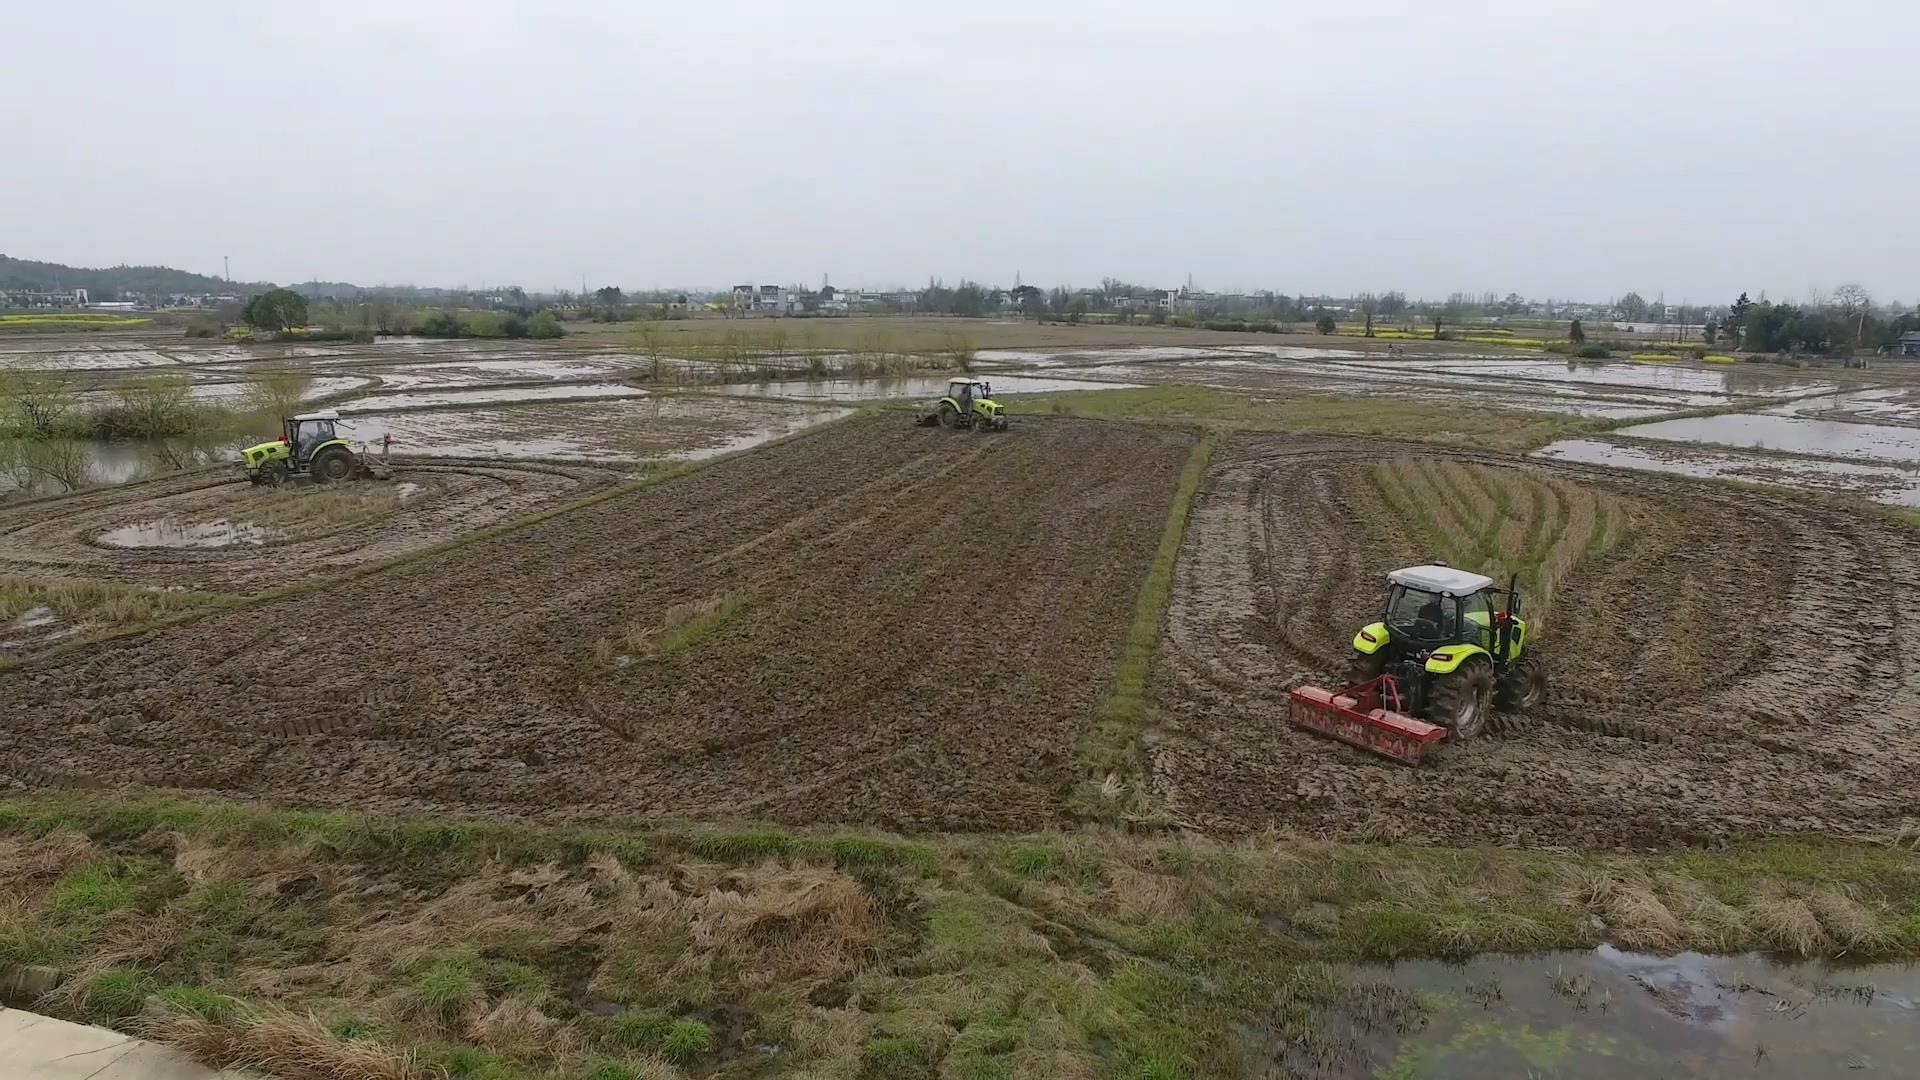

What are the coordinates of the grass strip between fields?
(1, 794, 1916, 1080)
(1074, 429, 1216, 822)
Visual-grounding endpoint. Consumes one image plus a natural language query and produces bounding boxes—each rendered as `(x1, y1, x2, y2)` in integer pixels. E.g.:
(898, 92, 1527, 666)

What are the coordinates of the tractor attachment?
(1287, 674, 1448, 766)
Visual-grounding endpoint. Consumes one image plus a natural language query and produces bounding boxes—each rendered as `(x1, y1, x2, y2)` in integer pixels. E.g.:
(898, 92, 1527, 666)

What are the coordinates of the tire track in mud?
(1152, 434, 1920, 848)
(0, 459, 624, 594)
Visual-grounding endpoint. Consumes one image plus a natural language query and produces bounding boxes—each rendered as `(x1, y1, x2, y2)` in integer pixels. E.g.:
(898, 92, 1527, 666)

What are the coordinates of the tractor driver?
(956, 381, 974, 413)
(292, 421, 320, 465)
(1415, 595, 1445, 638)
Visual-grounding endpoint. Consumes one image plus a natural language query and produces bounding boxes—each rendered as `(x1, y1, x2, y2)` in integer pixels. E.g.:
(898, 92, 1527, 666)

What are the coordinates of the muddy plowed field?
(0, 460, 623, 592)
(1154, 435, 1920, 847)
(1, 416, 1193, 831)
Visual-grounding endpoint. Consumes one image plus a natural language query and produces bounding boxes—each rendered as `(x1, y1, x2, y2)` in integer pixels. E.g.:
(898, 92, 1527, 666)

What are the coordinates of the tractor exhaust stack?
(1287, 675, 1447, 765)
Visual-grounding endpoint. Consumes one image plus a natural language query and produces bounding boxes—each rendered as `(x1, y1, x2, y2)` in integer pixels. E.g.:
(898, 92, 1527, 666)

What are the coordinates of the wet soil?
(1152, 434, 1920, 847)
(0, 460, 623, 593)
(0, 416, 1193, 832)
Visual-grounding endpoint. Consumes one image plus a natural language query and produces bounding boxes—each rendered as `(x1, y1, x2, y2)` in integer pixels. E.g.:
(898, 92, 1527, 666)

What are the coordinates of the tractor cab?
(949, 377, 989, 407)
(285, 412, 341, 466)
(1383, 564, 1497, 647)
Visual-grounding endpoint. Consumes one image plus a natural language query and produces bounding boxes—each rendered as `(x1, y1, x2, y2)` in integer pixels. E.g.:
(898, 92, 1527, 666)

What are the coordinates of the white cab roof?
(292, 410, 340, 422)
(948, 377, 988, 387)
(1388, 564, 1495, 596)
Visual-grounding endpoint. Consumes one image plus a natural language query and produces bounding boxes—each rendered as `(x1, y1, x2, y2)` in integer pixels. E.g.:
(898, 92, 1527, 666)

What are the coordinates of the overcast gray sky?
(7, 1, 1914, 303)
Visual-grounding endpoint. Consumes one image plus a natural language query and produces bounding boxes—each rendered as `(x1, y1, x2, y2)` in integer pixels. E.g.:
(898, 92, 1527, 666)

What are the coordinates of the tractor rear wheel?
(311, 447, 355, 484)
(1344, 649, 1384, 688)
(1429, 657, 1494, 740)
(937, 404, 959, 429)
(1496, 655, 1548, 711)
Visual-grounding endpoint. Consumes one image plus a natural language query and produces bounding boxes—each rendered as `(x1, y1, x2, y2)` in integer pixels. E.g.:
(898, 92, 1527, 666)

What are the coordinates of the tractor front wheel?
(256, 460, 288, 487)
(1344, 649, 1384, 688)
(1429, 657, 1494, 740)
(311, 448, 355, 484)
(1496, 656, 1548, 712)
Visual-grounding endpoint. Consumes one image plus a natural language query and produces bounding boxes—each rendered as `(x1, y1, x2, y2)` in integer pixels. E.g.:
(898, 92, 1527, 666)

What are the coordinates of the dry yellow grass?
(136, 1009, 430, 1080)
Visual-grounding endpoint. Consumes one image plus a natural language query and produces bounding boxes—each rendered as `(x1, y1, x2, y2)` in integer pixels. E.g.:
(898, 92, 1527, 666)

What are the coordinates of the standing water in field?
(1241, 948, 1920, 1078)
(95, 517, 285, 549)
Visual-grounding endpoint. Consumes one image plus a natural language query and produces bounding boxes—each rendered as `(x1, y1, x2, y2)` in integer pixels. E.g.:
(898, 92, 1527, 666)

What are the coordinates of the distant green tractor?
(241, 410, 391, 486)
(917, 377, 1009, 432)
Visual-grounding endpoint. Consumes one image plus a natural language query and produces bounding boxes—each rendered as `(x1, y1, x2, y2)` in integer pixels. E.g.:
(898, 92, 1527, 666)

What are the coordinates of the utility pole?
(223, 255, 230, 282)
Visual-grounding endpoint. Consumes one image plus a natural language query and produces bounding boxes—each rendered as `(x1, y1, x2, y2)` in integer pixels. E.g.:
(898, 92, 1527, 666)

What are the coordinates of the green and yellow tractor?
(1288, 564, 1548, 764)
(917, 377, 1009, 432)
(241, 410, 392, 486)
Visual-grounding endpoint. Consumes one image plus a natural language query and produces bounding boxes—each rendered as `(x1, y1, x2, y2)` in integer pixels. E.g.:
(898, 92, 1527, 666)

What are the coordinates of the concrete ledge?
(0, 1007, 258, 1079)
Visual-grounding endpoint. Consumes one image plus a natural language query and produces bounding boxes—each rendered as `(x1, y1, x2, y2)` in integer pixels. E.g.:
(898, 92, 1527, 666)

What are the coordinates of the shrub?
(1314, 314, 1337, 335)
(184, 316, 223, 338)
(418, 310, 465, 338)
(528, 311, 564, 339)
(1575, 343, 1611, 359)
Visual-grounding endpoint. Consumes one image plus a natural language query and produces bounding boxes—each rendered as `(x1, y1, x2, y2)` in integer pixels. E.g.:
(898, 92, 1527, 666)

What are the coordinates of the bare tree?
(0, 365, 81, 437)
(244, 368, 314, 420)
(1832, 283, 1873, 347)
(16, 439, 95, 493)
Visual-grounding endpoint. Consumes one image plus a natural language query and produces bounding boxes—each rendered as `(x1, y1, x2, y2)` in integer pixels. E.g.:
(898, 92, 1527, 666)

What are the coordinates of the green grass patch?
(0, 314, 152, 331)
(81, 967, 157, 1021)
(1006, 385, 1597, 453)
(649, 590, 751, 657)
(154, 983, 247, 1020)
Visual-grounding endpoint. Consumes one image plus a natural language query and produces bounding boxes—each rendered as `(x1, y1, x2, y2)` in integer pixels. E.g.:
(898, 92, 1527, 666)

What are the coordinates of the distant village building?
(2, 288, 87, 309)
(1898, 331, 1920, 358)
(731, 283, 789, 314)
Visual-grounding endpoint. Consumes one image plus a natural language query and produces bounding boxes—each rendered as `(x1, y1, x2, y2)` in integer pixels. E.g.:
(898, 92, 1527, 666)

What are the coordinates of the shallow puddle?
(1268, 948, 1920, 1078)
(1534, 438, 1920, 506)
(1618, 412, 1920, 465)
(96, 517, 284, 549)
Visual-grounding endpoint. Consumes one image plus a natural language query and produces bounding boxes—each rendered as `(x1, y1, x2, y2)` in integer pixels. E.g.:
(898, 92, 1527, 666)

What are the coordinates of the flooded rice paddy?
(1619, 412, 1920, 465)
(343, 395, 850, 463)
(1536, 438, 1920, 506)
(340, 382, 649, 412)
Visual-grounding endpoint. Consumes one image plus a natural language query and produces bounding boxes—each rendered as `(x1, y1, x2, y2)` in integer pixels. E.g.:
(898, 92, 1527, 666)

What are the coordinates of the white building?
(731, 283, 788, 314)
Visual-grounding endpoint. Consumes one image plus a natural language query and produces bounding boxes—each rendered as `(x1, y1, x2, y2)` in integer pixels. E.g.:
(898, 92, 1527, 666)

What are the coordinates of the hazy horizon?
(7, 1, 1915, 306)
